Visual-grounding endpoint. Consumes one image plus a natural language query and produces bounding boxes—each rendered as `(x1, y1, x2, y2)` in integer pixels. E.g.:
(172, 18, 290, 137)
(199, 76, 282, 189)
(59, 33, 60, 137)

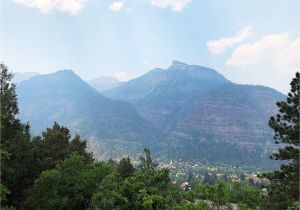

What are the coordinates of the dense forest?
(0, 63, 299, 210)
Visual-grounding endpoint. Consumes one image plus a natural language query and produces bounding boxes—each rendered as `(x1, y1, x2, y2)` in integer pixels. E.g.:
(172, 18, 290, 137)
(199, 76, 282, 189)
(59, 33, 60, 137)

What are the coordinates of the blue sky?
(0, 0, 299, 93)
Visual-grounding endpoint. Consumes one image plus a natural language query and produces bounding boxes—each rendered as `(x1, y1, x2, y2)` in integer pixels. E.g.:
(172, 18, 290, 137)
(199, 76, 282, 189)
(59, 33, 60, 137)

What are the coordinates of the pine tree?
(261, 72, 300, 210)
(31, 122, 93, 173)
(117, 157, 135, 179)
(138, 148, 157, 172)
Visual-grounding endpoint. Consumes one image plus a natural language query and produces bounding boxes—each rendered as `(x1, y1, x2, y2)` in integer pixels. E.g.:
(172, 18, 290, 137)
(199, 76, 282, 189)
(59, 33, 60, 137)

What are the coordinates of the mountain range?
(17, 70, 161, 159)
(16, 61, 285, 166)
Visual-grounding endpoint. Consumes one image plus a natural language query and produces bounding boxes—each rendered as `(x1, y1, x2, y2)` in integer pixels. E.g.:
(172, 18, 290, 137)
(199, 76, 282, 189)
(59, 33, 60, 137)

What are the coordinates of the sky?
(0, 0, 299, 94)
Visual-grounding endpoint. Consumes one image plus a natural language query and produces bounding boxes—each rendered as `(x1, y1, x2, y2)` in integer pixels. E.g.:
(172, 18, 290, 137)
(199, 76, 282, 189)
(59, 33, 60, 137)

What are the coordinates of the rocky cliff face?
(104, 61, 285, 166)
(172, 84, 284, 144)
(105, 61, 231, 133)
(17, 62, 286, 166)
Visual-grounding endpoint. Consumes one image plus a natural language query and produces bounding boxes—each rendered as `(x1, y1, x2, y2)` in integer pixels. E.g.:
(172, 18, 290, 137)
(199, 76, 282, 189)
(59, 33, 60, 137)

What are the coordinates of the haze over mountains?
(88, 77, 124, 92)
(103, 61, 232, 133)
(12, 72, 39, 84)
(17, 70, 161, 158)
(16, 61, 285, 166)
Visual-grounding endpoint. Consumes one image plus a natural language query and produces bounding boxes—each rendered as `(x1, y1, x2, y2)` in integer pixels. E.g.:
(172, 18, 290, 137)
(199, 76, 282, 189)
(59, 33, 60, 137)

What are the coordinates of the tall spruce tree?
(117, 157, 135, 179)
(261, 72, 300, 210)
(138, 148, 157, 172)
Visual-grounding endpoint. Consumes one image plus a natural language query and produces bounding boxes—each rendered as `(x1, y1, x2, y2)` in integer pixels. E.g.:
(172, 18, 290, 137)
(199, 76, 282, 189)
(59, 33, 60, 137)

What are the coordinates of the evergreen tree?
(31, 122, 93, 173)
(117, 157, 135, 179)
(138, 148, 157, 172)
(261, 72, 300, 210)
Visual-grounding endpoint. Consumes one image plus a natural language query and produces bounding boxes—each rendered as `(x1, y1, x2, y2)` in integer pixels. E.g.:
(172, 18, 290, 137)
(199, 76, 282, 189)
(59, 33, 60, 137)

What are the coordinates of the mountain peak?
(54, 69, 76, 75)
(46, 69, 81, 81)
(170, 60, 188, 68)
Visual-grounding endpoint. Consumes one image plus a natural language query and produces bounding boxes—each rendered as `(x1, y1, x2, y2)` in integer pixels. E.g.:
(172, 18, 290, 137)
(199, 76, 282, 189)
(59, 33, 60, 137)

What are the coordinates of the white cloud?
(226, 33, 300, 76)
(114, 71, 128, 81)
(109, 1, 124, 12)
(207, 26, 253, 54)
(150, 0, 190, 12)
(273, 37, 300, 76)
(226, 33, 289, 67)
(14, 0, 88, 15)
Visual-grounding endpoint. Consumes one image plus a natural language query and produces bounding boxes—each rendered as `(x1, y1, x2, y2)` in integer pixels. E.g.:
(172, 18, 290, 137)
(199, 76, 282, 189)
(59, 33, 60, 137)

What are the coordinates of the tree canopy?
(261, 72, 300, 210)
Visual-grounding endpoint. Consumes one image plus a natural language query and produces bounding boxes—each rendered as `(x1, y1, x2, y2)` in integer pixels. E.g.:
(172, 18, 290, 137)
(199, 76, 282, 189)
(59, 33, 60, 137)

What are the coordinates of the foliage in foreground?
(25, 151, 263, 210)
(1, 64, 299, 210)
(261, 72, 300, 210)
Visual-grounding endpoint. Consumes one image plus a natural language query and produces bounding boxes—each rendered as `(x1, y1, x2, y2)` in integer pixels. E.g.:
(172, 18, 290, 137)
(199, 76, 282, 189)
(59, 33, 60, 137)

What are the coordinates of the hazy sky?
(0, 0, 299, 93)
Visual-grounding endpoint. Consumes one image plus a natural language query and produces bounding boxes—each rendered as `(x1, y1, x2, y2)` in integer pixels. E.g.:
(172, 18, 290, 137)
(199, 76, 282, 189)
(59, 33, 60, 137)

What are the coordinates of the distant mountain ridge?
(17, 62, 286, 166)
(87, 76, 125, 92)
(104, 60, 230, 102)
(12, 72, 39, 84)
(17, 70, 162, 159)
(104, 61, 231, 133)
